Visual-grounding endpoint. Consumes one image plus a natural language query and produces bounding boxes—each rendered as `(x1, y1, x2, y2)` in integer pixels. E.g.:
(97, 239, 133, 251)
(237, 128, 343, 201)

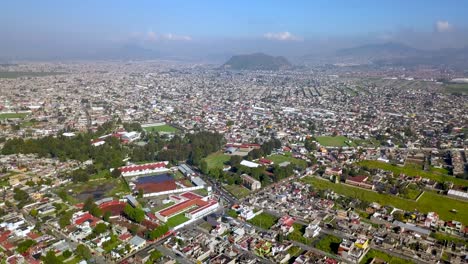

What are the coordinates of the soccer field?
(143, 124, 179, 133)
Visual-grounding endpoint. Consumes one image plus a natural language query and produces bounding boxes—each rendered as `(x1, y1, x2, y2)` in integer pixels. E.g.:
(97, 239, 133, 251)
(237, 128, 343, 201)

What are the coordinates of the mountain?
(222, 53, 291, 70)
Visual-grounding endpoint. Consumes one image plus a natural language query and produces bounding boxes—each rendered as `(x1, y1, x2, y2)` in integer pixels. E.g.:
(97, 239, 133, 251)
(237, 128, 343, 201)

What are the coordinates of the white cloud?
(435, 20, 453, 33)
(161, 33, 192, 41)
(263, 31, 301, 41)
(146, 31, 157, 41)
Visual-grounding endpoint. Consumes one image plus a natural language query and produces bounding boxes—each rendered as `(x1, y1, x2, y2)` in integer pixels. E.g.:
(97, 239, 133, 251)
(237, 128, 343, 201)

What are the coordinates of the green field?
(314, 234, 342, 254)
(143, 124, 179, 133)
(267, 154, 308, 168)
(225, 184, 251, 199)
(204, 152, 230, 170)
(0, 112, 28, 119)
(166, 213, 190, 228)
(287, 223, 315, 245)
(316, 136, 353, 147)
(444, 83, 468, 94)
(302, 177, 468, 225)
(360, 249, 413, 264)
(248, 212, 278, 230)
(358, 160, 468, 187)
(0, 71, 67, 78)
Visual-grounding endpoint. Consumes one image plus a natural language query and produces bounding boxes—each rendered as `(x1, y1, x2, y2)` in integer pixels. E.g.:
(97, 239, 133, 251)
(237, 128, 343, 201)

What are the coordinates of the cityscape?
(0, 1, 467, 264)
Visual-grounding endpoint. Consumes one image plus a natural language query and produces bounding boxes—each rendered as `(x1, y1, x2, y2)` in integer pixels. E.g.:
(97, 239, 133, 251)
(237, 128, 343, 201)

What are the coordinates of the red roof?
(119, 162, 167, 173)
(180, 192, 202, 200)
(74, 213, 100, 226)
(119, 233, 132, 241)
(159, 198, 208, 217)
(136, 180, 177, 193)
(259, 158, 273, 165)
(99, 201, 126, 216)
(0, 231, 11, 243)
(347, 175, 368, 183)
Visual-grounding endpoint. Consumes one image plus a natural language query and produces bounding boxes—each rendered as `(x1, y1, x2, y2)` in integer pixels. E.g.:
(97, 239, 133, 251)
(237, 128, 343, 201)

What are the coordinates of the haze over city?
(0, 1, 467, 264)
(2, 0, 468, 61)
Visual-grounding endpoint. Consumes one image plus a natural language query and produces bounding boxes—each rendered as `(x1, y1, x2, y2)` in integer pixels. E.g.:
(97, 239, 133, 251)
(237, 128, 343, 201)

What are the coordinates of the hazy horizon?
(2, 0, 468, 61)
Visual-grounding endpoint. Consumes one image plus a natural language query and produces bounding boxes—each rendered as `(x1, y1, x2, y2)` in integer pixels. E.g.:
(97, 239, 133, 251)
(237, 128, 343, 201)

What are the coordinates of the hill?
(222, 53, 291, 70)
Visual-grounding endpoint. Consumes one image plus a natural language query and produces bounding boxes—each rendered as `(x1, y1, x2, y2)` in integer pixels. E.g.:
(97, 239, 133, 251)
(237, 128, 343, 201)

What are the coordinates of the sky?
(1, 0, 468, 60)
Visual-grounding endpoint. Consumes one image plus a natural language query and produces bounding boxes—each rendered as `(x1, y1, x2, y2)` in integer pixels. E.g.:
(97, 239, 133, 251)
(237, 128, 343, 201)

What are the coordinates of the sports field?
(316, 136, 353, 147)
(204, 152, 230, 170)
(0, 112, 28, 119)
(143, 124, 179, 133)
(268, 154, 307, 168)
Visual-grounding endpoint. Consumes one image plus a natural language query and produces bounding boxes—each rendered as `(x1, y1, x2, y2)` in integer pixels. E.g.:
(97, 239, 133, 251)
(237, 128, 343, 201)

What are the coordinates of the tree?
(147, 224, 169, 240)
(59, 211, 73, 228)
(76, 244, 92, 260)
(94, 223, 108, 235)
(43, 250, 61, 264)
(200, 160, 208, 174)
(111, 168, 122, 178)
(62, 250, 72, 259)
(103, 211, 112, 222)
(30, 209, 38, 217)
(13, 188, 29, 202)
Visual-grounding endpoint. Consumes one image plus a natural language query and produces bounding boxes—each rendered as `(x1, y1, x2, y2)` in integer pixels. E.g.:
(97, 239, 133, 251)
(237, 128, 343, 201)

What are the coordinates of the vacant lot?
(314, 234, 342, 254)
(0, 112, 28, 119)
(143, 124, 179, 133)
(204, 152, 230, 170)
(302, 177, 468, 225)
(316, 136, 351, 147)
(360, 249, 413, 264)
(248, 212, 278, 230)
(225, 184, 251, 199)
(358, 160, 468, 187)
(268, 154, 307, 168)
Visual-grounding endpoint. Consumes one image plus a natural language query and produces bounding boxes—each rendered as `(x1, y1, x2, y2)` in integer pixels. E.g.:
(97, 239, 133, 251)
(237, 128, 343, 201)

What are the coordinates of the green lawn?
(0, 112, 28, 119)
(204, 152, 230, 170)
(248, 212, 278, 230)
(316, 136, 353, 147)
(360, 249, 413, 264)
(267, 154, 307, 168)
(358, 160, 468, 187)
(287, 223, 315, 245)
(225, 184, 251, 199)
(153, 201, 175, 212)
(444, 83, 468, 94)
(287, 246, 304, 257)
(166, 213, 190, 228)
(314, 234, 342, 254)
(302, 177, 468, 225)
(143, 124, 179, 133)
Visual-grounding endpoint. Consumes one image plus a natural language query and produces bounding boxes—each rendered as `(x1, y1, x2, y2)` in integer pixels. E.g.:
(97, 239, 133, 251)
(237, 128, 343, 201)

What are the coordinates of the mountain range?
(222, 53, 291, 70)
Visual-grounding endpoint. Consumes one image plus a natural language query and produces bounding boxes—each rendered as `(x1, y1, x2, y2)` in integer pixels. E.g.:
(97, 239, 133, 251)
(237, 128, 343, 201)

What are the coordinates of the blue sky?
(1, 0, 467, 59)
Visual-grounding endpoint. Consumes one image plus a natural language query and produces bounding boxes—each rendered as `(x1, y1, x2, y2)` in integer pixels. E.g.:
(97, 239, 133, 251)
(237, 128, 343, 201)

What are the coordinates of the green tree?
(43, 250, 61, 264)
(94, 223, 108, 235)
(76, 244, 92, 260)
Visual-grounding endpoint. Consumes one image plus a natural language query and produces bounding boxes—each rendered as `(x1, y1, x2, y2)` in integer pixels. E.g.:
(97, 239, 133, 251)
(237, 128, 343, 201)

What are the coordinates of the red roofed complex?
(135, 181, 177, 194)
(155, 192, 219, 223)
(119, 161, 169, 177)
(345, 175, 374, 190)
